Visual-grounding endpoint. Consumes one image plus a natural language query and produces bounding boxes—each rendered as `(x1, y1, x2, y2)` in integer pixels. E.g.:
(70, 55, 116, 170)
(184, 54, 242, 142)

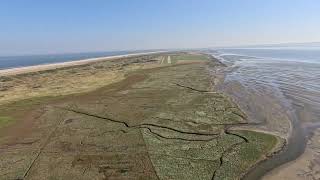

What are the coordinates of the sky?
(0, 0, 320, 55)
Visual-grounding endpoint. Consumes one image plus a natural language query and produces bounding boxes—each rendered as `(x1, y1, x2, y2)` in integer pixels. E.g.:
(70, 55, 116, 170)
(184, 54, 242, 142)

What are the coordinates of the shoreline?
(211, 52, 308, 180)
(210, 54, 289, 180)
(0, 51, 168, 76)
(211, 53, 291, 140)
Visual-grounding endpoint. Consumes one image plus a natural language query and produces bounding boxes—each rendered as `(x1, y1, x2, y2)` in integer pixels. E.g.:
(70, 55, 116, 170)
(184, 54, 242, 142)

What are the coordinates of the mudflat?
(0, 52, 281, 179)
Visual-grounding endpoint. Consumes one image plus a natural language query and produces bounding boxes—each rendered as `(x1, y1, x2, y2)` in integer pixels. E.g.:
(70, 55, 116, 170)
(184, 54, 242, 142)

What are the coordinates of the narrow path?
(167, 56, 171, 64)
(22, 114, 65, 180)
(159, 56, 164, 64)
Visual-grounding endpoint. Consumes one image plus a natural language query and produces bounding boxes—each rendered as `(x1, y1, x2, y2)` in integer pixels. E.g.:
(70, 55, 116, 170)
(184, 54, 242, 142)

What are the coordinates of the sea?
(212, 47, 320, 179)
(0, 50, 158, 70)
(214, 47, 320, 123)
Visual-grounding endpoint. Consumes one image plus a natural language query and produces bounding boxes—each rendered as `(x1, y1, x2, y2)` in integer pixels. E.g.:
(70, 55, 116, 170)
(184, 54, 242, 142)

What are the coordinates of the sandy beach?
(0, 51, 167, 76)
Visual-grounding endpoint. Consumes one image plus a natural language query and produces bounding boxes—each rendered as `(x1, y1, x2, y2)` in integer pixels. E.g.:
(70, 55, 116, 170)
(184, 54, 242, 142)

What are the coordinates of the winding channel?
(210, 52, 320, 179)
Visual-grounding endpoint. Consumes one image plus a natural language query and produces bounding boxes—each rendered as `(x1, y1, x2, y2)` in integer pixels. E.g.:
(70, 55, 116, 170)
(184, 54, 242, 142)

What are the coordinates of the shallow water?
(216, 48, 320, 124)
(213, 48, 320, 179)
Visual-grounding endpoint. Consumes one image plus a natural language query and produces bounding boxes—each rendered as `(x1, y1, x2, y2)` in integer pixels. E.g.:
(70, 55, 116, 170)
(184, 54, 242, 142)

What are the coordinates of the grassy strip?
(214, 130, 279, 179)
(0, 116, 14, 128)
(171, 54, 209, 61)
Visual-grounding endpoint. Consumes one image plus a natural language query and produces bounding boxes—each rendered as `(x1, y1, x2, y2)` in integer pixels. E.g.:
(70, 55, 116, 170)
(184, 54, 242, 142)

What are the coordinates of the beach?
(0, 51, 167, 76)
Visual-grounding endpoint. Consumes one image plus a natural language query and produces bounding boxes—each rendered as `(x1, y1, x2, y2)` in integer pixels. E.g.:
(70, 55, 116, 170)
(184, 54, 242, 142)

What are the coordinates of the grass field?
(0, 52, 282, 180)
(213, 130, 279, 179)
(171, 53, 210, 62)
(0, 116, 13, 128)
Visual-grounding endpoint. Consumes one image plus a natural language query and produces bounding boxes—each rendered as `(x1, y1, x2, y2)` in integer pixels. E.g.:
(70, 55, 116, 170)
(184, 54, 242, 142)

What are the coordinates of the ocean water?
(0, 50, 156, 70)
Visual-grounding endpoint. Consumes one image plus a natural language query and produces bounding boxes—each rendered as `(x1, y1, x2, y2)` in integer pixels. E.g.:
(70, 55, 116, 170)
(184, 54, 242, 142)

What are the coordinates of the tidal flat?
(0, 52, 283, 179)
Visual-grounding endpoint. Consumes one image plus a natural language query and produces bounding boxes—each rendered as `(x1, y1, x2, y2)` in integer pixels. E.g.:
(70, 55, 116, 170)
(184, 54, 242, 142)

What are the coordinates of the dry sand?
(0, 51, 167, 76)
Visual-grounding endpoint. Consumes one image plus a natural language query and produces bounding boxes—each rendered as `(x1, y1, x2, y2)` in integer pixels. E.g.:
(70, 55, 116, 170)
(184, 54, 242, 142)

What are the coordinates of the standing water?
(213, 47, 320, 179)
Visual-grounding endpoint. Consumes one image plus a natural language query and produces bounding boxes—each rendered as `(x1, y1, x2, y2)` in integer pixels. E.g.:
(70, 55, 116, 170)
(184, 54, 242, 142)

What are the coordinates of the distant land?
(216, 42, 320, 49)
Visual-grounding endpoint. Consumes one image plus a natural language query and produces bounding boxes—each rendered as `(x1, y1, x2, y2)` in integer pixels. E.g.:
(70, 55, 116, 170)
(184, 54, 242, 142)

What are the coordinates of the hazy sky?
(1, 0, 320, 55)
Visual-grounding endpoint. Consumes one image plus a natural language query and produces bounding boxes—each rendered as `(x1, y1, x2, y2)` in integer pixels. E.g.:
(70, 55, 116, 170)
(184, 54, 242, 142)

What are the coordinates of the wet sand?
(213, 53, 320, 180)
(263, 128, 320, 180)
(261, 101, 320, 180)
(216, 71, 296, 180)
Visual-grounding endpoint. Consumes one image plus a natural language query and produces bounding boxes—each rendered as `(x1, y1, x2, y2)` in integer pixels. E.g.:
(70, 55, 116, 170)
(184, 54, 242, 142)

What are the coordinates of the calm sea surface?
(0, 50, 156, 70)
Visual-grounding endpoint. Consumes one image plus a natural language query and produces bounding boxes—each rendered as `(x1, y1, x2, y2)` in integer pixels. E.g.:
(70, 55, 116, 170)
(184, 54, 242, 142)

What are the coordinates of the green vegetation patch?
(171, 54, 210, 61)
(0, 116, 14, 128)
(142, 128, 279, 180)
(0, 95, 63, 112)
(214, 130, 279, 180)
